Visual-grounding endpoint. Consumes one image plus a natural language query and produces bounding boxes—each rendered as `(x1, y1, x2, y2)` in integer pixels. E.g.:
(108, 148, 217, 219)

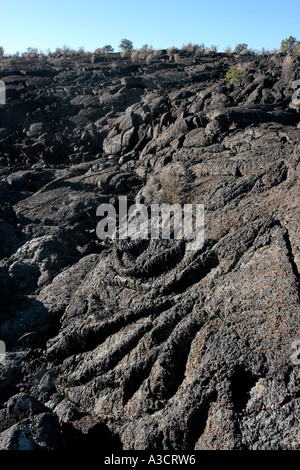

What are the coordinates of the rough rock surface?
(0, 51, 299, 450)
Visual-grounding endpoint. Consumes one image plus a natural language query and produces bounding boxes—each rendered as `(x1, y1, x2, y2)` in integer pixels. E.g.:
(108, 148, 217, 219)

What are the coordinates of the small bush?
(150, 165, 187, 205)
(145, 49, 161, 64)
(167, 46, 178, 56)
(181, 42, 200, 54)
(130, 50, 140, 63)
(260, 47, 270, 56)
(181, 42, 194, 53)
(204, 45, 218, 55)
(195, 44, 205, 55)
(131, 45, 154, 62)
(225, 65, 247, 83)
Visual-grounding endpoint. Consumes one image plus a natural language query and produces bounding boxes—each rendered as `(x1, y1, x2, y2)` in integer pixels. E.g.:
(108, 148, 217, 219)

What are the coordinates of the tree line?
(0, 36, 299, 60)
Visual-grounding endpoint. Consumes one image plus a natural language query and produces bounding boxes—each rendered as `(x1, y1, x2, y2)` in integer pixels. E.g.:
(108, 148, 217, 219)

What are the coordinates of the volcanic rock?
(0, 51, 299, 451)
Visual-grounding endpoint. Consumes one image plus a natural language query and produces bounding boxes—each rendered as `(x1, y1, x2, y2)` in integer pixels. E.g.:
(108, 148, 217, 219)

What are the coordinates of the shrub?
(234, 43, 248, 54)
(195, 44, 205, 55)
(130, 50, 140, 63)
(26, 47, 39, 57)
(167, 46, 178, 56)
(204, 45, 218, 55)
(225, 65, 247, 83)
(260, 47, 270, 56)
(181, 42, 199, 54)
(131, 44, 154, 62)
(150, 165, 187, 205)
(141, 44, 152, 52)
(53, 46, 71, 57)
(145, 49, 161, 64)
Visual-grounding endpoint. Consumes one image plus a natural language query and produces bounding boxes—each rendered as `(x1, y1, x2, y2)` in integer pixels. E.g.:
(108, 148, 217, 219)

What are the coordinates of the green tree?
(0, 46, 4, 59)
(95, 45, 114, 54)
(119, 39, 133, 52)
(281, 36, 298, 53)
(103, 45, 114, 53)
(234, 43, 248, 54)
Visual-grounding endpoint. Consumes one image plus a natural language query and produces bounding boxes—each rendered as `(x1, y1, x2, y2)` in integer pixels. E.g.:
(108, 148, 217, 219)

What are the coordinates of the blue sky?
(1, 0, 299, 54)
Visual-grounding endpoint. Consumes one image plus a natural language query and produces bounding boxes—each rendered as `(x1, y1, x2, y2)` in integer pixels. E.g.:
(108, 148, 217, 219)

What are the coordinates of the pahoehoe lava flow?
(0, 49, 299, 450)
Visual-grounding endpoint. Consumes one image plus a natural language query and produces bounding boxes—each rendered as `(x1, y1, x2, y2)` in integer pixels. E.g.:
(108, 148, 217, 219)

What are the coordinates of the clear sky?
(1, 0, 299, 55)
